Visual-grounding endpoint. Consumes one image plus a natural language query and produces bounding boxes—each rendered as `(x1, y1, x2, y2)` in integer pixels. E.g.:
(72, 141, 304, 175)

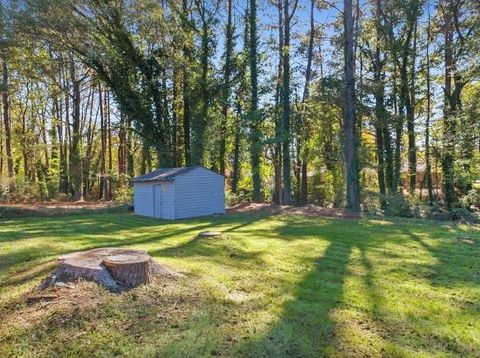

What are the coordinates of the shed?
(133, 166, 225, 220)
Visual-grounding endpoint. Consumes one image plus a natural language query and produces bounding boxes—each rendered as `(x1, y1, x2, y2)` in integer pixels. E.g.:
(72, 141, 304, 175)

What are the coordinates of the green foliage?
(450, 207, 480, 224)
(460, 188, 480, 212)
(0, 0, 478, 213)
(112, 180, 133, 204)
(383, 194, 419, 218)
(225, 190, 250, 207)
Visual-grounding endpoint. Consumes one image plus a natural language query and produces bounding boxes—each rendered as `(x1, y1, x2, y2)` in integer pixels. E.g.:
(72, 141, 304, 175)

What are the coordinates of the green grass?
(1, 211, 479, 357)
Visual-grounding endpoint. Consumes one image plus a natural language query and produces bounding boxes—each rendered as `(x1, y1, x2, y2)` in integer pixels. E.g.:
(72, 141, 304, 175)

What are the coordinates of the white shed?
(133, 166, 225, 220)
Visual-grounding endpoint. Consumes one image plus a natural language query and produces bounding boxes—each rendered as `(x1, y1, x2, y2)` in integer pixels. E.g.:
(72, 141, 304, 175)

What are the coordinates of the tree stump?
(198, 231, 223, 238)
(103, 252, 152, 288)
(40, 248, 181, 291)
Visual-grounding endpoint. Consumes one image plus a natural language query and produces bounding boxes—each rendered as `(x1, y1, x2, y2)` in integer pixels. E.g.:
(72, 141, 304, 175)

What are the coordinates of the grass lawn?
(1, 210, 480, 357)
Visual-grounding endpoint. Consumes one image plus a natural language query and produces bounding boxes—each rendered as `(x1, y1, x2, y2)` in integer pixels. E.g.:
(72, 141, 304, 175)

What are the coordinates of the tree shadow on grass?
(357, 245, 476, 357)
(0, 215, 209, 274)
(236, 216, 480, 357)
(398, 226, 480, 288)
(0, 212, 273, 357)
(232, 216, 364, 357)
(0, 212, 269, 290)
(151, 234, 267, 272)
(239, 238, 353, 357)
(0, 260, 56, 291)
(2, 212, 480, 356)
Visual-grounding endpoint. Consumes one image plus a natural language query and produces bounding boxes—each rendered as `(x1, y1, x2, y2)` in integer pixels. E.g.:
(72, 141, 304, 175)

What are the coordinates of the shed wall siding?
(174, 167, 225, 219)
(160, 182, 176, 220)
(133, 183, 154, 217)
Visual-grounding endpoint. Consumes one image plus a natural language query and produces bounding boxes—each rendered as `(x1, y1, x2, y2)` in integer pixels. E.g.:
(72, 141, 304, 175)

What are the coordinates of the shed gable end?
(174, 167, 225, 219)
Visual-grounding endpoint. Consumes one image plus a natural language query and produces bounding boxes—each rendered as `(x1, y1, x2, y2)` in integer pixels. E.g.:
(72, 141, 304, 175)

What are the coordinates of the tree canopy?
(0, 0, 479, 217)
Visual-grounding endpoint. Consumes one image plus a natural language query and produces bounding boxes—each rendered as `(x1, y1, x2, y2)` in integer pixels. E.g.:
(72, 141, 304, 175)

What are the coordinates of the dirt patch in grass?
(0, 201, 129, 219)
(227, 203, 363, 219)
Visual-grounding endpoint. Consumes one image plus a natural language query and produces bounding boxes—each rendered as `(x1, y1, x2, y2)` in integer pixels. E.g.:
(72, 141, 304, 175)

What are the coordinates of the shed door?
(154, 185, 162, 218)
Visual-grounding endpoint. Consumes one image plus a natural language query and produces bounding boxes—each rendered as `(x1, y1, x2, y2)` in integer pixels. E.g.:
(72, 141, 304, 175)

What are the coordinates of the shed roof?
(134, 166, 225, 183)
(133, 167, 197, 182)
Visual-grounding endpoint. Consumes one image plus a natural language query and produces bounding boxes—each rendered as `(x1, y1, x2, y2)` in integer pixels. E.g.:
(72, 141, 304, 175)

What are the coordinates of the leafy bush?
(450, 207, 480, 224)
(460, 188, 480, 211)
(0, 178, 63, 203)
(226, 190, 250, 207)
(113, 185, 133, 203)
(384, 194, 419, 218)
(428, 209, 454, 221)
(361, 190, 383, 215)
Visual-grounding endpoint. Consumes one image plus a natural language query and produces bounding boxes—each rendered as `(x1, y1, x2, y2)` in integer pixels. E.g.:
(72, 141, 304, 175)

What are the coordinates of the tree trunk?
(182, 0, 192, 166)
(281, 0, 292, 206)
(172, 69, 179, 167)
(442, 4, 455, 209)
(407, 16, 418, 193)
(20, 94, 29, 182)
(293, 141, 301, 205)
(63, 61, 72, 195)
(141, 140, 151, 175)
(392, 65, 402, 194)
(182, 71, 191, 166)
(343, 0, 361, 212)
(118, 113, 126, 176)
(98, 84, 106, 200)
(106, 90, 113, 199)
(232, 13, 249, 195)
(425, 8, 434, 205)
(0, 98, 3, 176)
(69, 59, 83, 201)
(50, 94, 59, 185)
(161, 68, 171, 167)
(249, 0, 262, 202)
(374, 0, 387, 210)
(219, 0, 233, 176)
(231, 105, 241, 193)
(126, 116, 134, 180)
(57, 92, 68, 195)
(40, 110, 51, 197)
(383, 118, 393, 192)
(299, 0, 315, 206)
(300, 161, 307, 206)
(191, 2, 210, 166)
(273, 0, 283, 205)
(2, 61, 15, 191)
(82, 88, 95, 198)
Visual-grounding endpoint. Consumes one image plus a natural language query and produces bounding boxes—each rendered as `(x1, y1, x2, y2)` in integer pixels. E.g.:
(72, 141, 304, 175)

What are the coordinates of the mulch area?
(0, 200, 362, 220)
(227, 203, 364, 219)
(0, 201, 127, 218)
(0, 201, 115, 210)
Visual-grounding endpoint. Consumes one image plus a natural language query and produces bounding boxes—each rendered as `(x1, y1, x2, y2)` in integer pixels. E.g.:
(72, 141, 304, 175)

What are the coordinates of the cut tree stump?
(103, 252, 152, 288)
(40, 248, 181, 291)
(198, 231, 223, 238)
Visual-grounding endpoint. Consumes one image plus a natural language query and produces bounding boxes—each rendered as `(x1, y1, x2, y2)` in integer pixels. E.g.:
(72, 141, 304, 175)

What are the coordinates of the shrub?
(114, 185, 133, 203)
(450, 207, 480, 224)
(384, 194, 418, 218)
(361, 190, 383, 215)
(460, 188, 480, 211)
(226, 190, 250, 207)
(428, 209, 454, 222)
